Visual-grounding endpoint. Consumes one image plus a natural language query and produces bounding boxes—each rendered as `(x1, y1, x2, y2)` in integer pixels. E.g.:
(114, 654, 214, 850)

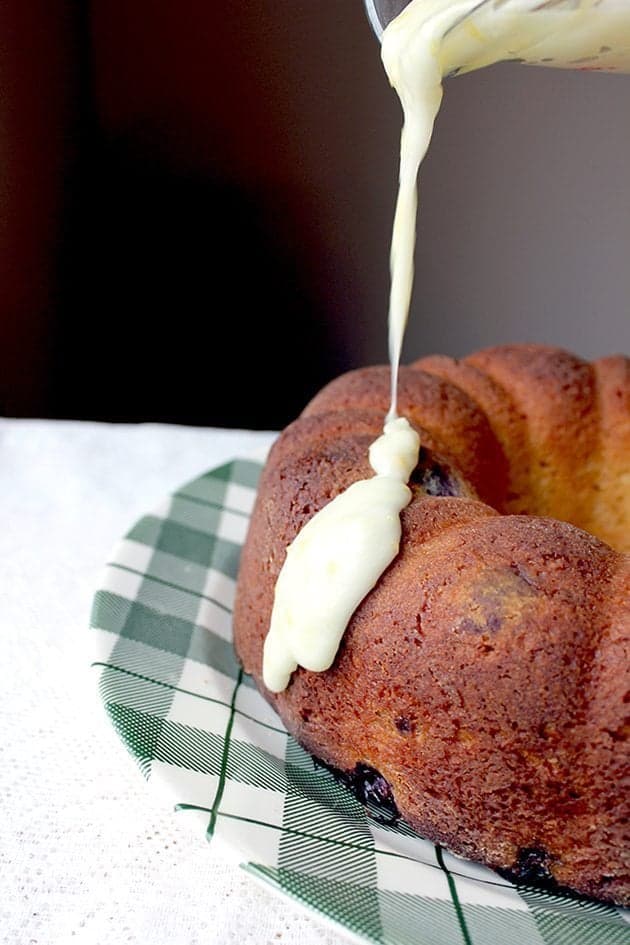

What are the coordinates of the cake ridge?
(463, 345, 603, 539)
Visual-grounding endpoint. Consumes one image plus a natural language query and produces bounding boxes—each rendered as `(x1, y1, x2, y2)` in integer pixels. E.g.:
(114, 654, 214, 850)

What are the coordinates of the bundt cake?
(233, 343, 630, 906)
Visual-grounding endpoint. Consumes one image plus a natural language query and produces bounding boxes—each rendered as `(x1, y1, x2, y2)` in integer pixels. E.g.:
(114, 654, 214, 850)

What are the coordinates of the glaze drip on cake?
(263, 417, 420, 692)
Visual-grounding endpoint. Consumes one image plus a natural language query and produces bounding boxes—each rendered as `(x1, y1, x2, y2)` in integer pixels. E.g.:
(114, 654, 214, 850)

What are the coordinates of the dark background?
(1, 1, 629, 430)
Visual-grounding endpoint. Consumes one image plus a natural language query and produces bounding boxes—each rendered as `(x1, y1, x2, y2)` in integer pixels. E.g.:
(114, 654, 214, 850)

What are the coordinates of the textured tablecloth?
(1, 418, 351, 945)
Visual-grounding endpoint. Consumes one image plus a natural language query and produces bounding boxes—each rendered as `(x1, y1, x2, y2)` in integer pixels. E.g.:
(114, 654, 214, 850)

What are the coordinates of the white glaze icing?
(262, 418, 420, 693)
(383, 0, 630, 420)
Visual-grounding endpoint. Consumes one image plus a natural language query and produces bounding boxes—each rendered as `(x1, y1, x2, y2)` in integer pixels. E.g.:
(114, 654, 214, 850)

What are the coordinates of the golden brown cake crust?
(233, 344, 630, 906)
(414, 345, 630, 551)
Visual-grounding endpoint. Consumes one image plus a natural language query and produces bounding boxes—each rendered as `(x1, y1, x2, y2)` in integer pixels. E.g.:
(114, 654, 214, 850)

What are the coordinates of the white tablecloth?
(1, 418, 350, 945)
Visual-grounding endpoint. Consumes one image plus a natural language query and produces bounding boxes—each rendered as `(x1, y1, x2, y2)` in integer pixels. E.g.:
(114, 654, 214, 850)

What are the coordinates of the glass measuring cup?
(365, 0, 630, 73)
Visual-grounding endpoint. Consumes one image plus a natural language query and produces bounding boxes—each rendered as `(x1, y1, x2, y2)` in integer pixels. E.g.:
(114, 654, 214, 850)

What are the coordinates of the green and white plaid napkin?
(91, 456, 630, 945)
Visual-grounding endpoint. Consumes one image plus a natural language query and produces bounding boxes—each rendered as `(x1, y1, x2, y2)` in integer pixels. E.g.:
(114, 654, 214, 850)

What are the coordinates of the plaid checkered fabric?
(91, 457, 630, 945)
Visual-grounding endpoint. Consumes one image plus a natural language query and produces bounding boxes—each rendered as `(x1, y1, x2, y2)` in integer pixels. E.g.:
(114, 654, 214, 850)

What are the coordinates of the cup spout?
(364, 0, 412, 39)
